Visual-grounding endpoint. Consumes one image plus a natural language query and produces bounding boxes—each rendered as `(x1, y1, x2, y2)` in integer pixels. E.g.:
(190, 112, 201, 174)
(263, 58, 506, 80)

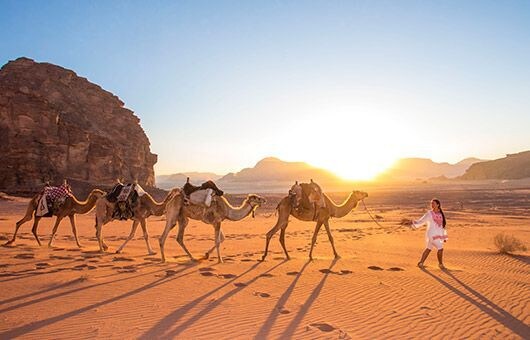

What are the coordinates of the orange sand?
(0, 190, 528, 339)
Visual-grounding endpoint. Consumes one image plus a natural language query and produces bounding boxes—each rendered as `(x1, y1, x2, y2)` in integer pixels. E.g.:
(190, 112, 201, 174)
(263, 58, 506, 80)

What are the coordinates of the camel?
(261, 184, 368, 261)
(94, 186, 177, 254)
(159, 190, 266, 263)
(4, 188, 106, 248)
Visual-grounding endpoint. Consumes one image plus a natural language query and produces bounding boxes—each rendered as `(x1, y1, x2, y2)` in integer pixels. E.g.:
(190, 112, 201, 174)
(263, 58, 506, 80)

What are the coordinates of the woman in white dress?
(411, 199, 448, 269)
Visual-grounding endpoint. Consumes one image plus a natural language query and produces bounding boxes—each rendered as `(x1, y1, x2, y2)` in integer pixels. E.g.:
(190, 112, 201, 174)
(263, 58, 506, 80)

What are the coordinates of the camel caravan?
(3, 177, 368, 263)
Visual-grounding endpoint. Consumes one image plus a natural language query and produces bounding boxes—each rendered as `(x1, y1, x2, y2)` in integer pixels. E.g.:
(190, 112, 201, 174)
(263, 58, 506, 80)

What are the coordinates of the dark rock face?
(0, 57, 157, 194)
(460, 151, 530, 180)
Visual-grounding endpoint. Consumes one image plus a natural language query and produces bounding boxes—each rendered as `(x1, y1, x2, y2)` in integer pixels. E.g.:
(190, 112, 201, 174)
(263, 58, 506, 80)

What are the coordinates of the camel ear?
(186, 177, 190, 184)
(310, 179, 314, 183)
(295, 181, 298, 185)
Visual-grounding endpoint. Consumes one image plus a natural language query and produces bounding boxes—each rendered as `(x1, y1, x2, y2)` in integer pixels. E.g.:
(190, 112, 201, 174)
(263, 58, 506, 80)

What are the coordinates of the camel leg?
(324, 220, 340, 259)
(176, 216, 195, 261)
(48, 216, 64, 247)
(69, 215, 83, 248)
(140, 219, 156, 255)
(262, 202, 291, 261)
(308, 221, 324, 261)
(5, 209, 34, 245)
(204, 228, 225, 260)
(95, 219, 108, 252)
(213, 223, 224, 263)
(159, 219, 177, 263)
(116, 220, 139, 254)
(31, 217, 43, 246)
(279, 227, 290, 260)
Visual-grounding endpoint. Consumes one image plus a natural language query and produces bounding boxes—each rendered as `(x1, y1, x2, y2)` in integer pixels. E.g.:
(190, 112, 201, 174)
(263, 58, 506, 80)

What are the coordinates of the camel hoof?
(218, 259, 224, 264)
(260, 256, 266, 262)
(203, 253, 210, 260)
(115, 250, 122, 254)
(3, 241, 14, 247)
(148, 251, 157, 256)
(334, 254, 341, 259)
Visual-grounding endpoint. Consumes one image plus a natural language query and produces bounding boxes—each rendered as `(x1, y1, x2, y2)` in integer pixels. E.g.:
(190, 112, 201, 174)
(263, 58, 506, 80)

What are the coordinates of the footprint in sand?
(286, 271, 299, 276)
(254, 292, 271, 298)
(319, 269, 335, 274)
(279, 309, 291, 314)
(35, 262, 51, 269)
(199, 267, 215, 272)
(233, 282, 247, 287)
(339, 269, 353, 275)
(50, 255, 74, 260)
(87, 266, 97, 270)
(219, 273, 237, 279)
(368, 266, 384, 271)
(310, 322, 336, 332)
(73, 264, 89, 270)
(52, 248, 65, 251)
(240, 258, 253, 262)
(259, 273, 274, 278)
(14, 253, 34, 259)
(200, 272, 216, 277)
(113, 257, 134, 262)
(143, 257, 161, 262)
(387, 267, 404, 271)
(165, 269, 178, 276)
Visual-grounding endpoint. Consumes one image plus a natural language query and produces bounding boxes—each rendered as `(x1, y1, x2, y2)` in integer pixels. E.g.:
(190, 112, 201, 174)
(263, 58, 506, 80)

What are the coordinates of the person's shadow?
(421, 268, 529, 337)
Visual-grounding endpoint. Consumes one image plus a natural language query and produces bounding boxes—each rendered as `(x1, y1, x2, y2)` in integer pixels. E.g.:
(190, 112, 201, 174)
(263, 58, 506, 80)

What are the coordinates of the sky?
(1, 0, 529, 180)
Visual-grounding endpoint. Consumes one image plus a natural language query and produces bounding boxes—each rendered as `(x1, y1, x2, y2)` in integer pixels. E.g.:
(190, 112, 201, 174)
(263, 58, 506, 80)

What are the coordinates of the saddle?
(107, 183, 144, 220)
(289, 179, 325, 220)
(36, 182, 73, 217)
(182, 178, 224, 207)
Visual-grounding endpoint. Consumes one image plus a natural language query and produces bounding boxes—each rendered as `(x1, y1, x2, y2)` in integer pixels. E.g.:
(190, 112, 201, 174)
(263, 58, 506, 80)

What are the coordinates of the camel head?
(352, 190, 368, 201)
(247, 194, 267, 207)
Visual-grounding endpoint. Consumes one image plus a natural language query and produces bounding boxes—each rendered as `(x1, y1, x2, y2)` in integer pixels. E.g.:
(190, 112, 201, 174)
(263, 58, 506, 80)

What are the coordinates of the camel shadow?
(422, 268, 529, 337)
(507, 254, 530, 266)
(0, 261, 194, 315)
(140, 260, 287, 339)
(280, 259, 338, 338)
(255, 260, 311, 338)
(0, 264, 198, 338)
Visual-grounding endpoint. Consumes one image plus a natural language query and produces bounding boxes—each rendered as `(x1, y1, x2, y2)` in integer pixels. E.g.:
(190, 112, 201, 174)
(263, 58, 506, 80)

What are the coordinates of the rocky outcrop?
(377, 157, 484, 182)
(0, 57, 157, 194)
(460, 151, 530, 180)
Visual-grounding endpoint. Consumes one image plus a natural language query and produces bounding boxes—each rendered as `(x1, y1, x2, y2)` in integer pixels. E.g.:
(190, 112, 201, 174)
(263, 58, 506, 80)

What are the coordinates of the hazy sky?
(1, 1, 529, 179)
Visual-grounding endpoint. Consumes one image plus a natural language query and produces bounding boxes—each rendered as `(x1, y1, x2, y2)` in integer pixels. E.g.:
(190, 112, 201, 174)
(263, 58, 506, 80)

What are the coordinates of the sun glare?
(277, 107, 407, 181)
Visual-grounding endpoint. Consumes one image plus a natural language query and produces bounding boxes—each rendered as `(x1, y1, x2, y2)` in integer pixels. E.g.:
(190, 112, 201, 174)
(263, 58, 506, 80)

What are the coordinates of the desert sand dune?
(0, 189, 528, 339)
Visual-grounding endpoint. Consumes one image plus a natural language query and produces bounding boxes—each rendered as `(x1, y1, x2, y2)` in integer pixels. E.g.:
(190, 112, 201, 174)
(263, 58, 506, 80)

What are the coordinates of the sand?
(0, 188, 528, 339)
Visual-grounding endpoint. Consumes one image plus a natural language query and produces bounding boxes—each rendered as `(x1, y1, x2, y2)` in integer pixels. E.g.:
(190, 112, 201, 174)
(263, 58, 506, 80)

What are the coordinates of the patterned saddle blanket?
(36, 184, 73, 217)
(106, 183, 147, 220)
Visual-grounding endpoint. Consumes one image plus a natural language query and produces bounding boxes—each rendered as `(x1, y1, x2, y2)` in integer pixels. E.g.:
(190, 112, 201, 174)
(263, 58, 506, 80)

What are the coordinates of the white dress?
(412, 210, 448, 250)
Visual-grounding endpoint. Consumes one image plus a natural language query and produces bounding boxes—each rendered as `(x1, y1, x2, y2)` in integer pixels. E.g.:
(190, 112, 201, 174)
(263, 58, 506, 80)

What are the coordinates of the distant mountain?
(377, 157, 484, 182)
(460, 151, 530, 180)
(156, 172, 222, 190)
(217, 157, 344, 192)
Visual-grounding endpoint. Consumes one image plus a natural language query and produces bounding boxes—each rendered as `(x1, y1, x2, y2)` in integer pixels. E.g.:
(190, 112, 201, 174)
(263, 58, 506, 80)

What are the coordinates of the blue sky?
(1, 0, 529, 179)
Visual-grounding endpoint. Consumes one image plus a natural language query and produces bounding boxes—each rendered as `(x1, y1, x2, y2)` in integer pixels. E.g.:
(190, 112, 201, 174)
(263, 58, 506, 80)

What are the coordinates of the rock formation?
(460, 151, 530, 180)
(0, 57, 157, 194)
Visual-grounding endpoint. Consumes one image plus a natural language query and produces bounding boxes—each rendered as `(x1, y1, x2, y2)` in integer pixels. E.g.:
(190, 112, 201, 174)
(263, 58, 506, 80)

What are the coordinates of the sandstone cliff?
(0, 57, 157, 194)
(460, 151, 530, 180)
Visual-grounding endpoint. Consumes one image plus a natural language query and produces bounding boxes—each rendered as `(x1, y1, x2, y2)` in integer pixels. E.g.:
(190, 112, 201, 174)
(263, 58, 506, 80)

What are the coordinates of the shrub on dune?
(494, 233, 527, 254)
